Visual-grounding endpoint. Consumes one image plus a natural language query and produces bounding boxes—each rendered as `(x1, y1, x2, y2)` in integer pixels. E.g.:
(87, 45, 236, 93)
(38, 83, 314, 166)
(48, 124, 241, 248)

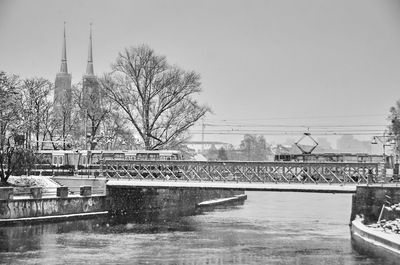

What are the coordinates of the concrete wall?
(0, 195, 106, 219)
(52, 177, 106, 194)
(351, 185, 400, 224)
(0, 184, 245, 223)
(351, 219, 400, 264)
(107, 186, 245, 222)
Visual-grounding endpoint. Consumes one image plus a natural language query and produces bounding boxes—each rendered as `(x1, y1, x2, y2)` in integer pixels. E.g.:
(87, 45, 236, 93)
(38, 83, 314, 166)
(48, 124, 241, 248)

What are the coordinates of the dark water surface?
(0, 191, 391, 264)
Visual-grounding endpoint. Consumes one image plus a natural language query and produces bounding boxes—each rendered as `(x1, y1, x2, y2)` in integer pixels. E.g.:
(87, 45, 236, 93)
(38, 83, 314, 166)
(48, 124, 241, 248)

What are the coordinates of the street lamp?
(106, 139, 112, 150)
(371, 135, 392, 162)
(371, 133, 396, 180)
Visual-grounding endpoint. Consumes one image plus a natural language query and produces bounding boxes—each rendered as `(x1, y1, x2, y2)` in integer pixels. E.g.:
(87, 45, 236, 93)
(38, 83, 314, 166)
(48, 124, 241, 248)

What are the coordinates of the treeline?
(0, 45, 209, 183)
(0, 44, 209, 152)
(205, 135, 273, 161)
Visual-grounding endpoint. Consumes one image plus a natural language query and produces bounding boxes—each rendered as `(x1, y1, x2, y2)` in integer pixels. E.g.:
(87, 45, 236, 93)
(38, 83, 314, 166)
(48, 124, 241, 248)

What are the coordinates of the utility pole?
(201, 119, 205, 153)
(84, 109, 88, 150)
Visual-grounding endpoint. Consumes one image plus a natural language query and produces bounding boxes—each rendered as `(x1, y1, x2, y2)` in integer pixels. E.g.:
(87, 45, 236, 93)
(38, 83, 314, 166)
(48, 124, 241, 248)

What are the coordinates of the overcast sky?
(1, 0, 400, 146)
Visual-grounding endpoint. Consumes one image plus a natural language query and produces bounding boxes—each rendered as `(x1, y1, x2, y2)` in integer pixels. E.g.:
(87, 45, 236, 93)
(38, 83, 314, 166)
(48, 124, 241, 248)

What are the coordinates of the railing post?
(367, 168, 374, 185)
(393, 163, 399, 183)
(57, 186, 69, 198)
(30, 187, 42, 199)
(0, 187, 13, 200)
(80, 186, 92, 196)
(100, 159, 103, 178)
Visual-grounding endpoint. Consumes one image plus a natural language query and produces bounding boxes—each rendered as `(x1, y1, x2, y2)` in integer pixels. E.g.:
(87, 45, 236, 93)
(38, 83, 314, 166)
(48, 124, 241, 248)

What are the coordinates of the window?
(114, 153, 125, 159)
(137, 153, 147, 160)
(92, 154, 101, 164)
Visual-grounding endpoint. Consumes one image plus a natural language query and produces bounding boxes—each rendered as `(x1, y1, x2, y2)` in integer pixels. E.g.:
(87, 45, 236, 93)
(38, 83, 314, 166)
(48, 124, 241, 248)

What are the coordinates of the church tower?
(82, 23, 100, 110)
(54, 23, 72, 118)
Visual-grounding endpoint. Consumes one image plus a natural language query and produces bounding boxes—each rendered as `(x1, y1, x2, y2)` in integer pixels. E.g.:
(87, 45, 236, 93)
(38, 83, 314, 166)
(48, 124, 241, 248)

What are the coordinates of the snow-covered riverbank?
(7, 175, 60, 195)
(351, 217, 400, 263)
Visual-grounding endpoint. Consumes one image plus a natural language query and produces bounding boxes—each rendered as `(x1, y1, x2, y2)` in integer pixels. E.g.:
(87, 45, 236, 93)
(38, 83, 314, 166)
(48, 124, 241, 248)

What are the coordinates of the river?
(0, 191, 393, 264)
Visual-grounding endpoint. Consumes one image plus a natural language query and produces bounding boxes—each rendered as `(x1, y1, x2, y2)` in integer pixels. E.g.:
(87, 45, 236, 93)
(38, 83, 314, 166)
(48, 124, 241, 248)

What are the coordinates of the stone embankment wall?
(0, 187, 106, 220)
(107, 186, 245, 222)
(351, 185, 400, 224)
(0, 184, 245, 223)
(0, 196, 106, 219)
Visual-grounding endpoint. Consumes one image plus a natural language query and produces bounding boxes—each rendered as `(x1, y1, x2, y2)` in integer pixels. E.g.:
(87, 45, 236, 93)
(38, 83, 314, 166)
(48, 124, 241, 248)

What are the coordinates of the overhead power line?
(206, 113, 387, 122)
(189, 132, 385, 136)
(201, 124, 387, 128)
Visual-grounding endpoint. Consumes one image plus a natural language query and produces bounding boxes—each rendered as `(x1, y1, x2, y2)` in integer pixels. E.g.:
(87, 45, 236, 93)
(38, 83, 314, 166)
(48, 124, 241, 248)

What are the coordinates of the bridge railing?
(100, 160, 381, 185)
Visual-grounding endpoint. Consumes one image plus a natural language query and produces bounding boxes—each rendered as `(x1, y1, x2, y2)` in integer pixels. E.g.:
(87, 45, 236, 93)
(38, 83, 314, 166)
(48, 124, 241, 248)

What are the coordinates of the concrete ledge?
(107, 180, 356, 193)
(351, 218, 400, 260)
(10, 194, 105, 200)
(197, 194, 247, 207)
(0, 211, 108, 225)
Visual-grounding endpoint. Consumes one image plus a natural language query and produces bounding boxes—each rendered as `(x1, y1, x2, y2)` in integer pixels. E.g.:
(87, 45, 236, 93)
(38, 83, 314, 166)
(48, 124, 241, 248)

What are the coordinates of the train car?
(125, 150, 183, 161)
(274, 153, 384, 163)
(34, 149, 183, 169)
(36, 150, 80, 168)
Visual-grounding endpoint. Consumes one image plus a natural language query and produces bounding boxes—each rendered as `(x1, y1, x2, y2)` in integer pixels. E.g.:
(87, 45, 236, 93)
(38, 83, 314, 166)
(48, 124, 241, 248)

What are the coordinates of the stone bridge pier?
(351, 185, 400, 224)
(106, 185, 246, 222)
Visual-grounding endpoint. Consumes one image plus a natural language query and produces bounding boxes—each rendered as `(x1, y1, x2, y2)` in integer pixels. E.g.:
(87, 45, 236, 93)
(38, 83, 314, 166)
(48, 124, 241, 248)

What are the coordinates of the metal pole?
(84, 109, 87, 150)
(201, 119, 205, 153)
(383, 132, 387, 180)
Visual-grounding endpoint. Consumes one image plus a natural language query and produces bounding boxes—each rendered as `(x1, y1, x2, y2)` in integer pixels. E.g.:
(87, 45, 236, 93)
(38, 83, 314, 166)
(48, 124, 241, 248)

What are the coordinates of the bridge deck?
(106, 180, 357, 193)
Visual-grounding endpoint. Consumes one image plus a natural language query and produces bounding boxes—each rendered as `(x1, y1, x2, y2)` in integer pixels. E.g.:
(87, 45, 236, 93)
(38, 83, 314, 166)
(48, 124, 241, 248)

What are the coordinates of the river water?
(0, 191, 393, 265)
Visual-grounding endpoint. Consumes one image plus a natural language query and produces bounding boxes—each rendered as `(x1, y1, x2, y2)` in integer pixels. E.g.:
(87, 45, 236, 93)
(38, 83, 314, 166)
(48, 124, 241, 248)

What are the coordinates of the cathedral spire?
(60, 22, 68, 74)
(86, 23, 94, 76)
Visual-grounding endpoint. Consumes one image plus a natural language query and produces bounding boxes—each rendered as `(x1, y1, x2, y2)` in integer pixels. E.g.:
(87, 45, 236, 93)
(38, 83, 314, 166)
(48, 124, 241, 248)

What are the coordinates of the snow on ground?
(370, 219, 400, 235)
(8, 175, 60, 194)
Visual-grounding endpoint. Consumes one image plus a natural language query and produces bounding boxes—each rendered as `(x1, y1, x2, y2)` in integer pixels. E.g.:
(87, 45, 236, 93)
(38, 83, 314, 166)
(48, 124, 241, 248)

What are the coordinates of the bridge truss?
(101, 160, 380, 185)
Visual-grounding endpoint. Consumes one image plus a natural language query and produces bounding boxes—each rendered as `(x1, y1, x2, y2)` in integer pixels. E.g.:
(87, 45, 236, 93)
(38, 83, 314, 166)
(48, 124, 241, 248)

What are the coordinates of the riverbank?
(0, 176, 247, 225)
(350, 185, 400, 263)
(351, 218, 400, 264)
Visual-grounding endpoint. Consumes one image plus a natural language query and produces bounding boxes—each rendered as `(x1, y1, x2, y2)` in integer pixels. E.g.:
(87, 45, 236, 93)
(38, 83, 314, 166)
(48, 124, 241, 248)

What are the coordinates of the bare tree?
(0, 72, 35, 184)
(102, 45, 209, 150)
(20, 78, 53, 150)
(389, 101, 400, 157)
(74, 81, 111, 150)
(0, 72, 20, 147)
(42, 95, 79, 150)
(100, 105, 135, 150)
(239, 134, 271, 161)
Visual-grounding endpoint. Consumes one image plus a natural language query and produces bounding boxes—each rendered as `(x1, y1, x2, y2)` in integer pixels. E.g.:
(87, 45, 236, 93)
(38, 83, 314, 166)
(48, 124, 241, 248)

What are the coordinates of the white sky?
(1, 0, 400, 147)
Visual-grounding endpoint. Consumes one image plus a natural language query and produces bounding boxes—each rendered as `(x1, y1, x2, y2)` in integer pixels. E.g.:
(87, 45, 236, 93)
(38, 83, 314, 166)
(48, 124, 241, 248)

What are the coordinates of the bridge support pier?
(351, 185, 400, 224)
(106, 185, 245, 222)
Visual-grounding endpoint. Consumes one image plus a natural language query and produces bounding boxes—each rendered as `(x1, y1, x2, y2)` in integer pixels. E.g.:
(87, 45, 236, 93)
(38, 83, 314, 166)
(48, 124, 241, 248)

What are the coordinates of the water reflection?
(0, 199, 245, 254)
(0, 192, 391, 265)
(0, 219, 102, 253)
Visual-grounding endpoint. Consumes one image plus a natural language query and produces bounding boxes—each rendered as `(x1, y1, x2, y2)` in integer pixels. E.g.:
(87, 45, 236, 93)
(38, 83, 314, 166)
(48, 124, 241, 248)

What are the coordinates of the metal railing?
(100, 160, 381, 185)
